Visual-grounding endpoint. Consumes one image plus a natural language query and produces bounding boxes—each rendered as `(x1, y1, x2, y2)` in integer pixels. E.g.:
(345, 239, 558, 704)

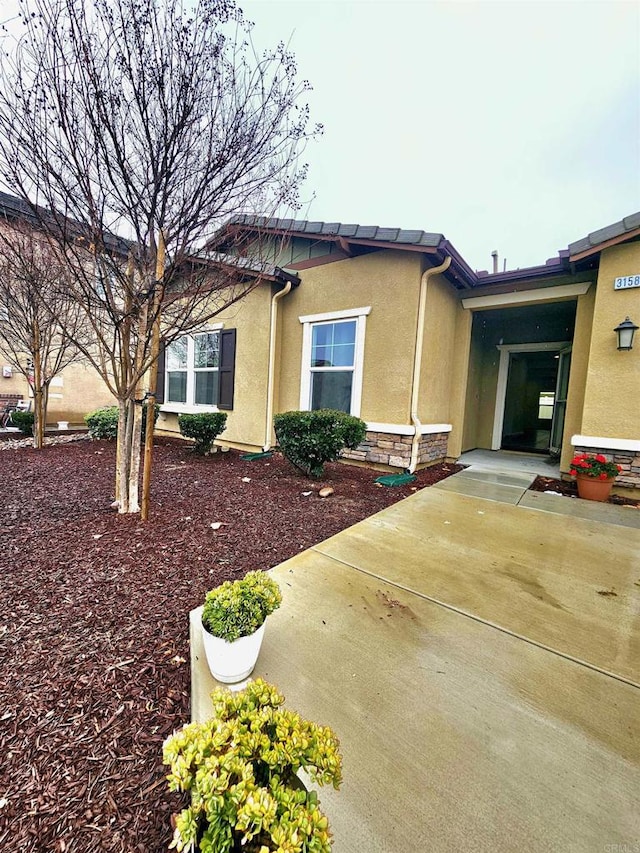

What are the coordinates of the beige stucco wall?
(418, 272, 471, 458)
(461, 319, 484, 450)
(447, 307, 473, 458)
(0, 357, 115, 424)
(157, 285, 273, 450)
(560, 288, 595, 471)
(0, 366, 25, 399)
(46, 362, 115, 422)
(580, 242, 640, 440)
(277, 250, 422, 425)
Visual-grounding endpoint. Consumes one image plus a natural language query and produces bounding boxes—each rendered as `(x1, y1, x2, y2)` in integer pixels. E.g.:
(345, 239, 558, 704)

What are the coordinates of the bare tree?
(0, 218, 88, 448)
(0, 0, 318, 514)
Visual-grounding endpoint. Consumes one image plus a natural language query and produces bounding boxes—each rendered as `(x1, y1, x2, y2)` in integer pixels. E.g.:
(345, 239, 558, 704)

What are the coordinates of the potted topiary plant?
(163, 678, 342, 853)
(201, 571, 282, 683)
(569, 452, 622, 502)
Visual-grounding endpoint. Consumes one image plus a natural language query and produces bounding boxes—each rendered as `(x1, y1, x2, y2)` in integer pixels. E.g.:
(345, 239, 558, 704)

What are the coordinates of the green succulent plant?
(163, 678, 342, 853)
(202, 571, 282, 642)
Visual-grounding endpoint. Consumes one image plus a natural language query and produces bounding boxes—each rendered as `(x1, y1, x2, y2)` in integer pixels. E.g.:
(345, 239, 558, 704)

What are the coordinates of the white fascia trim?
(497, 341, 570, 353)
(190, 322, 224, 333)
(571, 435, 640, 452)
(366, 422, 452, 436)
(160, 404, 220, 414)
(462, 282, 591, 310)
(299, 306, 371, 324)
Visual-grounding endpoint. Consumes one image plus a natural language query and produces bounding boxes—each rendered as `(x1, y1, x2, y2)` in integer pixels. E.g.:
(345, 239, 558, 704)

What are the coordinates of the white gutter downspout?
(408, 256, 452, 473)
(264, 281, 292, 451)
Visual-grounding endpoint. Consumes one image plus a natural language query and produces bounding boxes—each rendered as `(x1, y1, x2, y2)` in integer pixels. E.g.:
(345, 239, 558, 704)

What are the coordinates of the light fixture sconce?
(614, 317, 639, 350)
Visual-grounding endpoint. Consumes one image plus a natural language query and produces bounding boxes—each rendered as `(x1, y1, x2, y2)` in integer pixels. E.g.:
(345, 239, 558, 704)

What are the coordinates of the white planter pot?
(201, 621, 266, 684)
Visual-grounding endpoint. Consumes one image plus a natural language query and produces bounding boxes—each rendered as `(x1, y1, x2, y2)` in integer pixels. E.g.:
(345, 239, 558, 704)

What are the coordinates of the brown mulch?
(529, 474, 640, 508)
(0, 437, 463, 853)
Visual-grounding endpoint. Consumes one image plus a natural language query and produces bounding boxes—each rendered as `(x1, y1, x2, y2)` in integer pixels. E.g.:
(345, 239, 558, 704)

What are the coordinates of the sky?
(1, 0, 638, 271)
(238, 0, 640, 271)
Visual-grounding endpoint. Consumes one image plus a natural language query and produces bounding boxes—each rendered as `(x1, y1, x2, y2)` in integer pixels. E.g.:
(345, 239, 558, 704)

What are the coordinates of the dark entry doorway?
(501, 350, 560, 453)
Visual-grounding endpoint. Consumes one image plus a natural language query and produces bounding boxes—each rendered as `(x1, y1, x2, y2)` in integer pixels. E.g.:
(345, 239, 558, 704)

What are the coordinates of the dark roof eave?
(474, 253, 571, 286)
(193, 249, 300, 286)
(568, 212, 640, 260)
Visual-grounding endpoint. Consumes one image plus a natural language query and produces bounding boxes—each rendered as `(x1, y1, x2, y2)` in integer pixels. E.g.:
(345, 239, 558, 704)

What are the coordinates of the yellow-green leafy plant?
(202, 571, 282, 642)
(163, 678, 343, 853)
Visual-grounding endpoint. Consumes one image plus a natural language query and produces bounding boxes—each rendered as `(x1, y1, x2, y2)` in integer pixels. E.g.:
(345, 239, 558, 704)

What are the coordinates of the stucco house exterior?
(2, 190, 637, 492)
(155, 211, 640, 490)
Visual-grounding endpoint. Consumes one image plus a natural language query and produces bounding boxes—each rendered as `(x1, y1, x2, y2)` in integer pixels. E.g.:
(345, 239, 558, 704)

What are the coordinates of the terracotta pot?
(575, 473, 615, 502)
(201, 621, 266, 683)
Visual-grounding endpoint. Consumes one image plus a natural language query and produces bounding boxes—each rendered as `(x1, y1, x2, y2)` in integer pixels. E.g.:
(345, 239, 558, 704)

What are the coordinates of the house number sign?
(614, 275, 640, 290)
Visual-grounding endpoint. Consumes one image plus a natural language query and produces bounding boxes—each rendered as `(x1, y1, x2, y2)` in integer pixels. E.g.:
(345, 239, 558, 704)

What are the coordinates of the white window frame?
(163, 324, 224, 413)
(299, 307, 370, 417)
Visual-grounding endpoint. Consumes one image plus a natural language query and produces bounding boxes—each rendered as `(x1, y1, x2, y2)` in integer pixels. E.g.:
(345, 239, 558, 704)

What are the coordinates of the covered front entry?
(462, 301, 577, 457)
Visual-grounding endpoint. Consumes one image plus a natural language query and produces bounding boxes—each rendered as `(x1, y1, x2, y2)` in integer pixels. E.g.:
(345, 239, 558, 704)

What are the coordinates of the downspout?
(264, 281, 292, 451)
(408, 255, 452, 473)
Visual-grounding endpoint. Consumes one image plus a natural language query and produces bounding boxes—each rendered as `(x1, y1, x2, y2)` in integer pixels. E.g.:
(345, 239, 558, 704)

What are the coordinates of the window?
(93, 257, 117, 303)
(538, 391, 555, 420)
(299, 307, 370, 416)
(166, 331, 220, 406)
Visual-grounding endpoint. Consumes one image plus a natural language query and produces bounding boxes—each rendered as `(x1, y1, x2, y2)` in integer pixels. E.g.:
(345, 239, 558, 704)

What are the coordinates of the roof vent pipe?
(491, 250, 498, 274)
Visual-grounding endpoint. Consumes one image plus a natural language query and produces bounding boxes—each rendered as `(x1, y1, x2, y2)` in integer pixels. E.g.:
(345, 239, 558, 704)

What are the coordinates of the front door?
(549, 346, 572, 455)
(501, 349, 562, 454)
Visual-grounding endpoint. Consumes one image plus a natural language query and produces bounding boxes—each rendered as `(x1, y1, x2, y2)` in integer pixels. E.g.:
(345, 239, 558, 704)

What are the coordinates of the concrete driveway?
(191, 468, 640, 852)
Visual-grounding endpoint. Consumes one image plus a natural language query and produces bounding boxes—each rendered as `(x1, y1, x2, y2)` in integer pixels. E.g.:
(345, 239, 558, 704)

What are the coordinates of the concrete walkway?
(191, 468, 640, 852)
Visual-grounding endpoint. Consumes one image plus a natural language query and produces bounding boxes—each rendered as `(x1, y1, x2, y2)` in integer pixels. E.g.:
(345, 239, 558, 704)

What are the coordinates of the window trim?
(163, 324, 224, 412)
(299, 307, 370, 416)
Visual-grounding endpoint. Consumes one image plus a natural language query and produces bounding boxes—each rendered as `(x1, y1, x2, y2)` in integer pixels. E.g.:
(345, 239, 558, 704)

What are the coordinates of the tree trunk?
(141, 231, 165, 521)
(128, 400, 144, 512)
(114, 397, 146, 514)
(32, 323, 45, 449)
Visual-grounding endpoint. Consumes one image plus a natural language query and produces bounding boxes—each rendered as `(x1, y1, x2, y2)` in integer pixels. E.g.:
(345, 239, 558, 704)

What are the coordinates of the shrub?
(84, 403, 160, 440)
(274, 409, 367, 478)
(202, 570, 282, 642)
(178, 411, 227, 454)
(11, 410, 34, 435)
(163, 678, 342, 853)
(85, 406, 118, 439)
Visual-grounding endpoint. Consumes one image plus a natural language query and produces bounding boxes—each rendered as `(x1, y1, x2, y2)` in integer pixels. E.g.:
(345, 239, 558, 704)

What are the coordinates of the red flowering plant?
(569, 453, 622, 481)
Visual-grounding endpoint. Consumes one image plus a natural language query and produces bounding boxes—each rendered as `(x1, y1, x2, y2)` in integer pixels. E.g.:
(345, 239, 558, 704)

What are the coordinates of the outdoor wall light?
(614, 317, 639, 351)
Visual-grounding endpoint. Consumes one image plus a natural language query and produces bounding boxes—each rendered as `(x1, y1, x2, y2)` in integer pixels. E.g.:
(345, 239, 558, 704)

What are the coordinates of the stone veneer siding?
(573, 445, 640, 490)
(341, 430, 449, 469)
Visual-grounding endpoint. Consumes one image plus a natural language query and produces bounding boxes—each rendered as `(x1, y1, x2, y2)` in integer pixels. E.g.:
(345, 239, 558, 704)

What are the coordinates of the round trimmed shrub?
(84, 403, 160, 440)
(274, 409, 367, 478)
(11, 410, 34, 436)
(178, 411, 227, 454)
(85, 406, 118, 439)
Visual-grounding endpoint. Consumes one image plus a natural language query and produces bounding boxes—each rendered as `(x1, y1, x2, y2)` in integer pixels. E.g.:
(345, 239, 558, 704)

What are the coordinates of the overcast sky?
(240, 0, 640, 271)
(1, 0, 638, 271)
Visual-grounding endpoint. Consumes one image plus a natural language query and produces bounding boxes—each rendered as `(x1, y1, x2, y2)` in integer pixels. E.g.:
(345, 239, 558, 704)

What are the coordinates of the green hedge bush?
(11, 410, 34, 436)
(85, 406, 118, 439)
(274, 409, 367, 478)
(178, 411, 227, 454)
(84, 403, 160, 440)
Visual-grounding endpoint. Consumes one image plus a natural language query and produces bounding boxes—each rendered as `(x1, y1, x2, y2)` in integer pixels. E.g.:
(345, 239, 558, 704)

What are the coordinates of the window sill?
(160, 403, 220, 415)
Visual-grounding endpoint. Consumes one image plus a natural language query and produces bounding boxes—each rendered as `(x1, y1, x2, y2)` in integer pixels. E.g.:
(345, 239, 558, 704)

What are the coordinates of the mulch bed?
(0, 437, 463, 853)
(529, 474, 640, 508)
